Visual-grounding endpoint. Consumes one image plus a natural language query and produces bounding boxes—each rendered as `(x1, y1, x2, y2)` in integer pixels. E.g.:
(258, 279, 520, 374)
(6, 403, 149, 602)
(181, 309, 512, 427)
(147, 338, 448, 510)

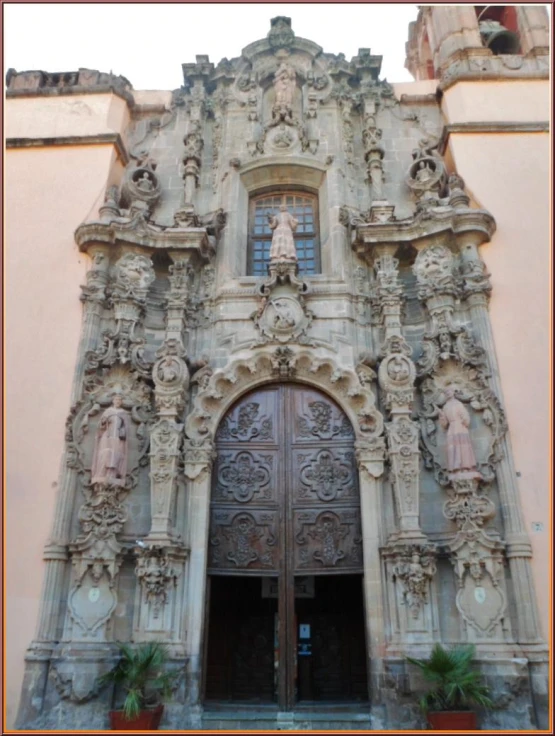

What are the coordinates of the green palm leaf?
(406, 644, 493, 713)
(97, 641, 177, 721)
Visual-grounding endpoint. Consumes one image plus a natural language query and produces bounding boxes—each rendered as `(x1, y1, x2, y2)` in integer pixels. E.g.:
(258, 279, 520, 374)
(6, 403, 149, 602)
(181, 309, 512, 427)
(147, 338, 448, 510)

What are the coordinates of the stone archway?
(181, 346, 387, 712)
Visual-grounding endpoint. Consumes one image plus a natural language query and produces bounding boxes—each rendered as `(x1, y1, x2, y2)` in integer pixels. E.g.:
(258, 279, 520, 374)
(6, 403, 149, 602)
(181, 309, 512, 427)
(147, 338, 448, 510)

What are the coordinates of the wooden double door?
(205, 385, 367, 708)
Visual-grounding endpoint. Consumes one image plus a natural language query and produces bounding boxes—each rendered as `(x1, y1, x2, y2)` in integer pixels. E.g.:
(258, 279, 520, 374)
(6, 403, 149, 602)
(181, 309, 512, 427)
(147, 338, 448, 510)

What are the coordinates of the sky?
(4, 3, 419, 90)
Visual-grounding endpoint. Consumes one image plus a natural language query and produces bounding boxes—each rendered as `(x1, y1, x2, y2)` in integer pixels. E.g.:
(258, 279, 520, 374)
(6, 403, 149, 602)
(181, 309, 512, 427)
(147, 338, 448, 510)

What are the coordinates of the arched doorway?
(203, 384, 368, 709)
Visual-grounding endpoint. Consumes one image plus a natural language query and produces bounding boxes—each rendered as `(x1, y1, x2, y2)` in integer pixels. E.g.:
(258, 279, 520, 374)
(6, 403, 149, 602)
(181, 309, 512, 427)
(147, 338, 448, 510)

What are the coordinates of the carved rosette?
(209, 510, 277, 571)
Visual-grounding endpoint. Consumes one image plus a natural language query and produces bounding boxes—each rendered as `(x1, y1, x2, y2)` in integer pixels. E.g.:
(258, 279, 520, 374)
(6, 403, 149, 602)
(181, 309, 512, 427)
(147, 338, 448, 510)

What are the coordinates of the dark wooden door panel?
(208, 509, 279, 574)
(213, 449, 278, 505)
(292, 447, 357, 504)
(293, 509, 363, 573)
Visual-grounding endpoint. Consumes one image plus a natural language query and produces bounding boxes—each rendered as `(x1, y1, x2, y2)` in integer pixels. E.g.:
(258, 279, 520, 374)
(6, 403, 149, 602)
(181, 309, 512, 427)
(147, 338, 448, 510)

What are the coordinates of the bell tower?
(406, 5, 549, 83)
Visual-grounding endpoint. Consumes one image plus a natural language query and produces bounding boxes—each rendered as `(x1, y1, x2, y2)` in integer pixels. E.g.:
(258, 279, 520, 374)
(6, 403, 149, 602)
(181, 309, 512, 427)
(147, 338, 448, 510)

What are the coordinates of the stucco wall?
(443, 79, 550, 639)
(5, 93, 130, 144)
(442, 79, 550, 124)
(6, 117, 126, 725)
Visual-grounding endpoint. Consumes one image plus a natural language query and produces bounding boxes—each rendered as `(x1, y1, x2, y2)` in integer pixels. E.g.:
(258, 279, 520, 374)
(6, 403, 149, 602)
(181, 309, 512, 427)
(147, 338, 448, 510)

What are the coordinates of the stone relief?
(392, 545, 437, 619)
(135, 546, 179, 619)
(252, 259, 314, 347)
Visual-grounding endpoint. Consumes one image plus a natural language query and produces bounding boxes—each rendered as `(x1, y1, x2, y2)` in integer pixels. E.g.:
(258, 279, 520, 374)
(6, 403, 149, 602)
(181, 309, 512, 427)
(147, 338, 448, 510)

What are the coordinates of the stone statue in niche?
(136, 171, 154, 191)
(415, 160, 434, 182)
(273, 62, 296, 121)
(268, 205, 298, 263)
(91, 394, 130, 487)
(438, 386, 482, 480)
(157, 356, 180, 384)
(387, 355, 410, 383)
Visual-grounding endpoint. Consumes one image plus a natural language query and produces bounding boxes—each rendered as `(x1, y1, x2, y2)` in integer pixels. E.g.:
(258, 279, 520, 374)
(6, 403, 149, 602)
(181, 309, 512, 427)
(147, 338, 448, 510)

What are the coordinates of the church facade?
(6, 8, 550, 730)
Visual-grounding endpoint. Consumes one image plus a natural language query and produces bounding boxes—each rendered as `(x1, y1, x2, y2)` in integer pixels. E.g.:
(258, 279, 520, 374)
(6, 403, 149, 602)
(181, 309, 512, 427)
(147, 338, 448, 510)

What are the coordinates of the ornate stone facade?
(8, 10, 549, 732)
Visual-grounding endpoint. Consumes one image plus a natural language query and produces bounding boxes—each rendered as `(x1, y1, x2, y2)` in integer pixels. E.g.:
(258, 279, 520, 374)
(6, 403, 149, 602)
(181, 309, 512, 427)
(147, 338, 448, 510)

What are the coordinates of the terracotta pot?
(109, 704, 164, 730)
(427, 710, 477, 730)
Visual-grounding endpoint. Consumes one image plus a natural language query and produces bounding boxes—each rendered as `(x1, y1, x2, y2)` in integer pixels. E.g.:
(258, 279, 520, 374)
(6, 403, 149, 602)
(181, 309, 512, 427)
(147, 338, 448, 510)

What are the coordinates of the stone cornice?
(439, 121, 550, 154)
(353, 207, 496, 260)
(438, 52, 549, 92)
(74, 216, 213, 259)
(6, 133, 129, 165)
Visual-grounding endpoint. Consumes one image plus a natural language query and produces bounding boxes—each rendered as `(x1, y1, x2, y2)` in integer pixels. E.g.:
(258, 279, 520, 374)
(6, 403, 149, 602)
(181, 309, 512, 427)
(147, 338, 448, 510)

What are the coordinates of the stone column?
(457, 231, 544, 644)
(71, 245, 111, 405)
(182, 440, 216, 708)
(355, 439, 387, 699)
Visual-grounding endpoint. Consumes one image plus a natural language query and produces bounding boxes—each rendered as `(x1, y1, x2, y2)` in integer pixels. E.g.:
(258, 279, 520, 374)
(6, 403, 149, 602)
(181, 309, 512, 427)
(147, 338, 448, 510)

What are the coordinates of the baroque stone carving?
(186, 348, 384, 442)
(121, 159, 161, 214)
(268, 15, 295, 51)
(413, 244, 457, 300)
(269, 206, 298, 263)
(252, 262, 314, 347)
(392, 545, 437, 618)
(438, 386, 482, 481)
(449, 527, 508, 638)
(419, 374, 507, 485)
(152, 338, 190, 417)
(135, 546, 179, 619)
(90, 394, 130, 488)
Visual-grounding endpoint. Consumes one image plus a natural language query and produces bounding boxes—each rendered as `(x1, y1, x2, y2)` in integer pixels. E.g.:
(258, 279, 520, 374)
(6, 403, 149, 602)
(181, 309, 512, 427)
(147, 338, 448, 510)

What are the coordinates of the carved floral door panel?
(208, 385, 361, 576)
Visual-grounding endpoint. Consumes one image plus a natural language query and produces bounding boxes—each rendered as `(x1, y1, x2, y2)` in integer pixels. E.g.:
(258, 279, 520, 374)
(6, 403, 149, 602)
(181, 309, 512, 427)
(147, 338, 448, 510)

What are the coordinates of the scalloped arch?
(185, 347, 384, 441)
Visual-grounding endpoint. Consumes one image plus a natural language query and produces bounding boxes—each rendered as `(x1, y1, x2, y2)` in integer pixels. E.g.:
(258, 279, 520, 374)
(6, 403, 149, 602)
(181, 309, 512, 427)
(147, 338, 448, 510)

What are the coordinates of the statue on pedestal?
(268, 205, 298, 263)
(91, 394, 130, 487)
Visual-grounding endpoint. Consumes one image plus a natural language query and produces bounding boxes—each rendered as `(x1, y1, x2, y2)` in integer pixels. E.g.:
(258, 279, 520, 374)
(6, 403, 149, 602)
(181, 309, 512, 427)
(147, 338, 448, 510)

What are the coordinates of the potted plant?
(99, 641, 177, 730)
(406, 643, 493, 730)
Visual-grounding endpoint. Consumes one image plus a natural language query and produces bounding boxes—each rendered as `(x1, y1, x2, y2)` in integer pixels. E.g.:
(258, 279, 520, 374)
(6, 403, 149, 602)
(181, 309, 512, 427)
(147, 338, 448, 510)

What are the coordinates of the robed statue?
(91, 394, 130, 487)
(268, 205, 298, 263)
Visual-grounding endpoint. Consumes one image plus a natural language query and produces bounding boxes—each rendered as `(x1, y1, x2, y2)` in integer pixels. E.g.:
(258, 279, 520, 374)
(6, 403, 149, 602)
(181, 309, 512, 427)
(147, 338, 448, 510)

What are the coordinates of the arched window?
(248, 191, 320, 276)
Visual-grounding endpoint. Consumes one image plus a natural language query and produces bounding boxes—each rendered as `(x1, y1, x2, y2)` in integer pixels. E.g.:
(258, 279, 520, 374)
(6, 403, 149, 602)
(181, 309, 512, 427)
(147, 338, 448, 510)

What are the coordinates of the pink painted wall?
(443, 80, 550, 639)
(6, 135, 125, 726)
